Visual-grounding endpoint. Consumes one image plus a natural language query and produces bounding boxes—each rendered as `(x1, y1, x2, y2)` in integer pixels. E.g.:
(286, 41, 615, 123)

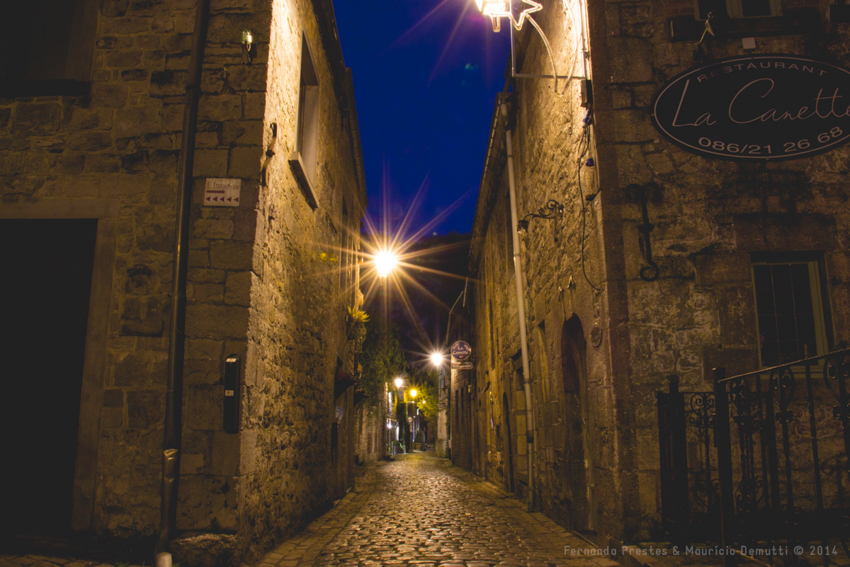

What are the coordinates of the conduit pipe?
(499, 95, 536, 511)
(157, 0, 211, 557)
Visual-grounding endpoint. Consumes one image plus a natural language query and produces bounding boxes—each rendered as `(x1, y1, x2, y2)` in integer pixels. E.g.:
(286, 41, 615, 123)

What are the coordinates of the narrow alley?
(255, 453, 601, 567)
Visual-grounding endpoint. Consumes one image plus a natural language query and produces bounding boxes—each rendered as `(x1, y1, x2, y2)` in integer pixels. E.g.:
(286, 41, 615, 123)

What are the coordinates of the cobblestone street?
(256, 452, 604, 567)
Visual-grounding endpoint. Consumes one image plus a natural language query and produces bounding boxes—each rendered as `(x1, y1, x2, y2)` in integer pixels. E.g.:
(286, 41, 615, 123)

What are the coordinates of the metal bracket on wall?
(260, 123, 277, 186)
(624, 182, 661, 282)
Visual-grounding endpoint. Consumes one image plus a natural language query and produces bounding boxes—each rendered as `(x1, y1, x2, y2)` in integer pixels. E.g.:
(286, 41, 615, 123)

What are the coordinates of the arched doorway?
(560, 316, 595, 531)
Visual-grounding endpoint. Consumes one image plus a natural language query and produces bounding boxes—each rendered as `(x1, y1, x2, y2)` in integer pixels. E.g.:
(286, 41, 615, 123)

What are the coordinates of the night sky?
(333, 0, 512, 236)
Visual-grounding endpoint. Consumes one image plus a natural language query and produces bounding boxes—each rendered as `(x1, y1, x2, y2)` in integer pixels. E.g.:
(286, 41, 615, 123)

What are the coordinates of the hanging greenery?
(358, 322, 406, 415)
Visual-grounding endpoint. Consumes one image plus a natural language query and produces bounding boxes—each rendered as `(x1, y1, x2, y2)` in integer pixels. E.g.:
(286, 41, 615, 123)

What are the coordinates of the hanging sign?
(451, 340, 472, 361)
(652, 55, 850, 161)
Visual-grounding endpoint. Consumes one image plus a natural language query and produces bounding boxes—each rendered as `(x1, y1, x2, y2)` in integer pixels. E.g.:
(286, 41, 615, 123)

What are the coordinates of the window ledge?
(0, 79, 91, 98)
(288, 151, 319, 209)
(669, 9, 821, 41)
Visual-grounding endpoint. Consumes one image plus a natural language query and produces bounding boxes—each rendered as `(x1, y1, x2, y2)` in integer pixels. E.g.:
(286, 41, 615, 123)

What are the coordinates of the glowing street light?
(429, 352, 444, 366)
(394, 377, 404, 389)
(410, 388, 418, 399)
(475, 0, 540, 32)
(375, 250, 398, 278)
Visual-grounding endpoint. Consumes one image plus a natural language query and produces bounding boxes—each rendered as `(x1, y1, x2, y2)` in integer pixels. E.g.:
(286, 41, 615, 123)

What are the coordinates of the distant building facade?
(0, 0, 369, 563)
(461, 0, 850, 545)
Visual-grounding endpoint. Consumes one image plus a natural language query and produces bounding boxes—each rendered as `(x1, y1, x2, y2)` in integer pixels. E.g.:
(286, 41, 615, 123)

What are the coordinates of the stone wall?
(1, 0, 370, 560)
(466, 0, 850, 545)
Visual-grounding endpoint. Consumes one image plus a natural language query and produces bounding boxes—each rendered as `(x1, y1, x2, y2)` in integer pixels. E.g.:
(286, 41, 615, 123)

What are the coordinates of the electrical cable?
(576, 117, 600, 292)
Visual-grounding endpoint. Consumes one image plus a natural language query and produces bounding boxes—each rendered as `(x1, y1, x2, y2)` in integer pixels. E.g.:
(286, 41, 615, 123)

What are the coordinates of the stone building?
(462, 0, 850, 547)
(0, 0, 369, 563)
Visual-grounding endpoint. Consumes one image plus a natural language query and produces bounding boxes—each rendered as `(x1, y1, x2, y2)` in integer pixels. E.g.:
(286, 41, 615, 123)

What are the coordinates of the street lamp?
(429, 351, 444, 366)
(473, 0, 587, 94)
(375, 250, 398, 278)
(394, 377, 404, 389)
(409, 388, 417, 399)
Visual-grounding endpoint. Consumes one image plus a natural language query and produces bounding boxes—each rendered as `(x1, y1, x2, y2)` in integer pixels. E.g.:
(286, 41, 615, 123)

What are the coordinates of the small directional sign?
(204, 178, 241, 207)
(453, 362, 474, 370)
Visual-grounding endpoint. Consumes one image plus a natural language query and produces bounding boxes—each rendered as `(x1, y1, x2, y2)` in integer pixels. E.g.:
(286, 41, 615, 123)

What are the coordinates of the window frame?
(750, 252, 833, 368)
(288, 32, 320, 209)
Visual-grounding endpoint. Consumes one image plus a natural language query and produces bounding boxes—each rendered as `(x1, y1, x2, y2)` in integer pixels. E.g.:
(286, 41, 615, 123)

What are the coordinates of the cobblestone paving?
(257, 452, 608, 567)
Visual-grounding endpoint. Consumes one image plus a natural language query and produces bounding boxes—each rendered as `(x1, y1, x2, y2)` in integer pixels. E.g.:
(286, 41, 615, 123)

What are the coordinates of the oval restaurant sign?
(652, 55, 850, 161)
(451, 340, 472, 361)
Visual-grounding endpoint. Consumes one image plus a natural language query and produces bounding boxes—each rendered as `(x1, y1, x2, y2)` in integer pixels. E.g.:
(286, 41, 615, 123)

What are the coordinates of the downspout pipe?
(157, 0, 211, 557)
(499, 94, 535, 511)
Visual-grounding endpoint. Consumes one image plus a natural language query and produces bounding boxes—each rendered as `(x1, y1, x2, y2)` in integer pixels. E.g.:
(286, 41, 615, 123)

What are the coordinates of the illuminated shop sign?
(652, 55, 850, 161)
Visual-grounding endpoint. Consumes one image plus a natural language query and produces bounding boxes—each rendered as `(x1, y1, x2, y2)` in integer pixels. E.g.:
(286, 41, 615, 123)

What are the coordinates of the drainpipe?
(500, 94, 535, 511)
(157, 0, 211, 560)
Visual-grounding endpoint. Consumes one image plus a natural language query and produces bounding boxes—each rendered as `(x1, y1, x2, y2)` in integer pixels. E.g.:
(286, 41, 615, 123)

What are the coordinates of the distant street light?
(394, 377, 404, 389)
(409, 388, 418, 399)
(375, 250, 399, 278)
(429, 352, 444, 366)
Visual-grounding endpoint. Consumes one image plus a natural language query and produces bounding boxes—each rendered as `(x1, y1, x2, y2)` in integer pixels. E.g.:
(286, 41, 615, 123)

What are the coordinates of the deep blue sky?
(334, 0, 511, 236)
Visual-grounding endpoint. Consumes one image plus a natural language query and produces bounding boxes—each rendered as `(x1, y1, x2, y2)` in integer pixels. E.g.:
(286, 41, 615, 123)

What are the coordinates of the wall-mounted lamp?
(517, 199, 565, 232)
(475, 0, 586, 93)
(624, 183, 661, 282)
(242, 29, 254, 65)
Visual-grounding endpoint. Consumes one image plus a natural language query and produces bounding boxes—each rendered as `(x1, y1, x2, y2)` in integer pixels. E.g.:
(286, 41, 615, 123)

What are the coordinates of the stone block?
(210, 431, 241, 476)
(105, 50, 143, 67)
(194, 218, 234, 239)
(187, 384, 224, 430)
(608, 39, 653, 83)
(694, 252, 751, 286)
(228, 145, 261, 179)
(198, 95, 242, 122)
(185, 304, 249, 339)
(114, 351, 166, 387)
(115, 105, 161, 138)
(225, 270, 252, 306)
(244, 92, 265, 119)
(102, 405, 124, 429)
(210, 240, 253, 270)
(715, 286, 757, 345)
(188, 268, 227, 283)
(11, 102, 62, 135)
(193, 149, 228, 177)
(151, 70, 188, 96)
(137, 222, 174, 253)
(152, 16, 175, 32)
(180, 453, 205, 474)
(171, 532, 238, 567)
(189, 281, 225, 303)
(232, 209, 257, 241)
(86, 154, 121, 173)
(127, 389, 165, 429)
(222, 120, 263, 146)
(92, 83, 129, 108)
(101, 17, 151, 34)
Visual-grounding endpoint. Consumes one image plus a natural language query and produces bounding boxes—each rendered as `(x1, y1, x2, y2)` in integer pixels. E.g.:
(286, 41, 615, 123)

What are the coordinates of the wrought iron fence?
(657, 349, 850, 564)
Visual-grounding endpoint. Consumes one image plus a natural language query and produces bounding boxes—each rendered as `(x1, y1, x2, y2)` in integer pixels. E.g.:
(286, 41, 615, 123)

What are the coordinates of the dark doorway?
(0, 218, 98, 534)
(502, 392, 514, 493)
(560, 315, 594, 531)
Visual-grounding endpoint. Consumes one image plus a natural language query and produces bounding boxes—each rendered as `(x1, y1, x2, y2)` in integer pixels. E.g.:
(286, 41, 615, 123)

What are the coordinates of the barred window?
(752, 255, 829, 366)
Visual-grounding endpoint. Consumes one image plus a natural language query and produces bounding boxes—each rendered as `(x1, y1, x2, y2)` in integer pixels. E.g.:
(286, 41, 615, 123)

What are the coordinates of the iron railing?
(658, 349, 850, 565)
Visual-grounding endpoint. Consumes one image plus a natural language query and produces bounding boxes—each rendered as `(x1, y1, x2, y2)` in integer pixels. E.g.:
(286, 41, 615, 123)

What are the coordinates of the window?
(0, 0, 97, 96)
(694, 0, 780, 19)
(752, 253, 830, 366)
(289, 33, 320, 208)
